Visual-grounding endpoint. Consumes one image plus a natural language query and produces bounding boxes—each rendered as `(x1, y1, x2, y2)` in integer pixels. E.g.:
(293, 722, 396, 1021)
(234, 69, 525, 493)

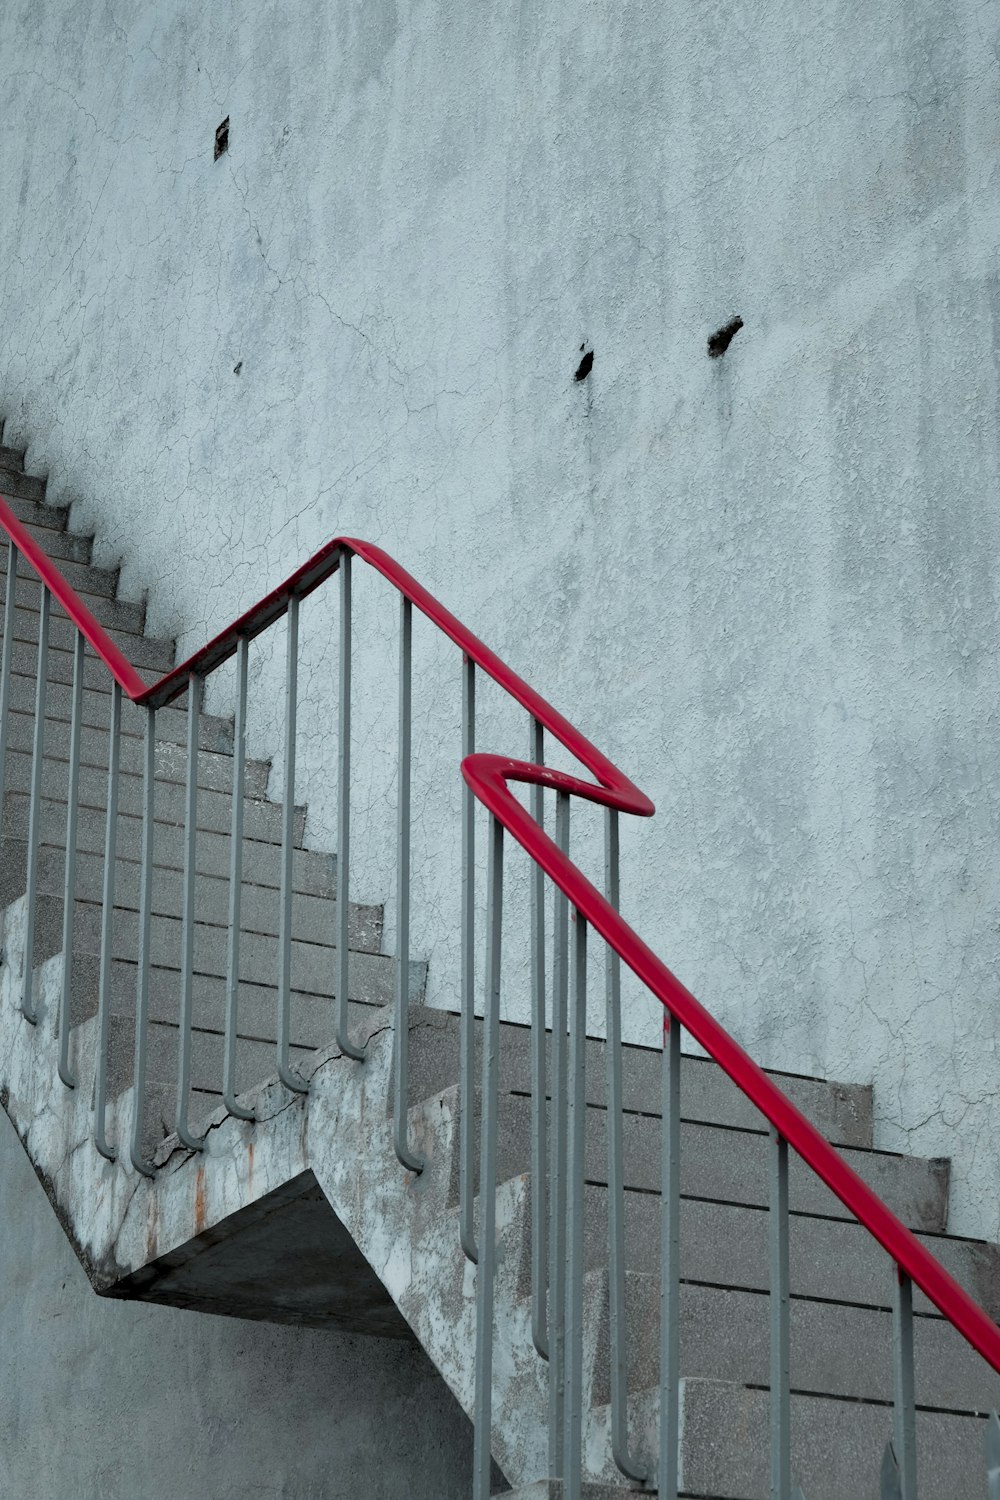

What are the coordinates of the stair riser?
(4, 671, 235, 752)
(0, 466, 46, 501)
(2, 714, 268, 795)
(584, 1188, 1000, 1322)
(0, 518, 91, 565)
(0, 568, 143, 636)
(588, 1272, 1000, 1413)
(407, 1010, 872, 1148)
(0, 545, 118, 600)
(494, 1095, 946, 1232)
(18, 844, 376, 948)
(3, 780, 306, 850)
(1, 600, 173, 671)
(0, 493, 66, 531)
(678, 1378, 990, 1500)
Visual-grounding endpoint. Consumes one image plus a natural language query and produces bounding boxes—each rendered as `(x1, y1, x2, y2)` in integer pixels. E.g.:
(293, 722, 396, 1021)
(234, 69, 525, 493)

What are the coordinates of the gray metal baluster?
(564, 909, 588, 1499)
(94, 680, 122, 1160)
(530, 716, 548, 1357)
(986, 1410, 1000, 1500)
(548, 790, 571, 1477)
(0, 540, 18, 814)
(472, 813, 503, 1500)
(605, 808, 647, 1482)
(57, 629, 85, 1087)
(336, 550, 364, 1063)
(393, 595, 422, 1172)
(888, 1268, 917, 1500)
(176, 673, 205, 1150)
(659, 1011, 681, 1500)
(129, 706, 156, 1178)
(770, 1126, 792, 1500)
(22, 583, 50, 1023)
(224, 637, 254, 1121)
(460, 653, 477, 1262)
(277, 595, 308, 1095)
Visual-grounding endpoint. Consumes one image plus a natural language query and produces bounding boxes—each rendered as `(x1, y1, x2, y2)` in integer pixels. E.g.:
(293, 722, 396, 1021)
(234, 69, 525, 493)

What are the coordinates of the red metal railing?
(2, 487, 999, 1379)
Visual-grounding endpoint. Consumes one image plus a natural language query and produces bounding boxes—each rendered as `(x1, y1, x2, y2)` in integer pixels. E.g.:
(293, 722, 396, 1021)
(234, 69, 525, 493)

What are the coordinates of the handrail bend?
(1, 489, 999, 1380)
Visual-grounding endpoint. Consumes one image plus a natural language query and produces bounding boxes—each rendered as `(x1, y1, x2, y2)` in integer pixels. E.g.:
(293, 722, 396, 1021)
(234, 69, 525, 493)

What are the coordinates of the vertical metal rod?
(548, 790, 571, 1478)
(57, 629, 85, 1087)
(223, 637, 254, 1121)
(22, 583, 50, 1024)
(770, 1126, 792, 1500)
(985, 1410, 1000, 1500)
(892, 1268, 918, 1500)
(93, 681, 121, 1160)
(393, 595, 422, 1171)
(530, 716, 548, 1358)
(336, 550, 364, 1063)
(472, 814, 503, 1500)
(129, 707, 156, 1178)
(460, 653, 478, 1262)
(0, 540, 19, 813)
(563, 909, 588, 1499)
(277, 595, 308, 1095)
(658, 1012, 682, 1500)
(176, 674, 205, 1150)
(605, 808, 647, 1482)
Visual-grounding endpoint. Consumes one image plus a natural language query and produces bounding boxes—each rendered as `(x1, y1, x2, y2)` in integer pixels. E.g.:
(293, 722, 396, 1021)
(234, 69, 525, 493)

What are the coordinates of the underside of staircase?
(0, 428, 998, 1498)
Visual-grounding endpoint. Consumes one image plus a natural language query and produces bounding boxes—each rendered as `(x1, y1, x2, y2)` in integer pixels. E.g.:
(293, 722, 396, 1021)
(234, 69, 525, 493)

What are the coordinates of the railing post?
(393, 595, 423, 1172)
(472, 813, 503, 1500)
(563, 907, 588, 1498)
(176, 673, 206, 1150)
(889, 1267, 918, 1500)
(93, 680, 122, 1160)
(770, 1126, 792, 1500)
(57, 628, 86, 1087)
(548, 790, 571, 1478)
(529, 717, 548, 1359)
(460, 652, 478, 1262)
(659, 1011, 681, 1500)
(277, 594, 308, 1095)
(986, 1410, 1000, 1500)
(223, 636, 254, 1121)
(22, 582, 50, 1023)
(605, 808, 647, 1483)
(129, 706, 157, 1178)
(336, 548, 364, 1063)
(0, 539, 18, 817)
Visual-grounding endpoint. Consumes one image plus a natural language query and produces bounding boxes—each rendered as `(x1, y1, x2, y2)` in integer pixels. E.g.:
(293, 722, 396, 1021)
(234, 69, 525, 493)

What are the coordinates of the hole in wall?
(575, 345, 594, 382)
(707, 316, 743, 358)
(214, 117, 230, 160)
(233, 361, 242, 375)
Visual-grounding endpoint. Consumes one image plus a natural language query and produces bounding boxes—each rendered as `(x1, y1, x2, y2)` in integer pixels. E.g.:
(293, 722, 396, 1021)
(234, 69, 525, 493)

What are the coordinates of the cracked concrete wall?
(3, 0, 1000, 1245)
(0, 1112, 478, 1499)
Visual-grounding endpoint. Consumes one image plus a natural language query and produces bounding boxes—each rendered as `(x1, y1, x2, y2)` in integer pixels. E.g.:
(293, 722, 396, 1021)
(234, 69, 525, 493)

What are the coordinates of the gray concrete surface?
(0, 1111, 477, 1500)
(2, 0, 1000, 1244)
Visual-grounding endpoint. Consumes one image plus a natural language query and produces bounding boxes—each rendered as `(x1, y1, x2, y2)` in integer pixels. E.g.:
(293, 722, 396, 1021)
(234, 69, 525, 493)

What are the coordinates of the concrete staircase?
(0, 432, 998, 1497)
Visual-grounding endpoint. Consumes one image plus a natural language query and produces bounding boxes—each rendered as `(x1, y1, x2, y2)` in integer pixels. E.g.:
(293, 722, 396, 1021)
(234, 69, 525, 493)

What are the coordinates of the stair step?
(0, 567, 145, 637)
(4, 670, 235, 752)
(0, 445, 26, 470)
(2, 781, 306, 855)
(674, 1375, 991, 1498)
(0, 542, 119, 601)
(581, 1185, 1000, 1322)
(0, 464, 46, 501)
(587, 1269, 1000, 1413)
(408, 1007, 872, 1148)
(0, 492, 67, 532)
(2, 714, 268, 795)
(0, 514, 91, 566)
(499, 1094, 946, 1233)
(1, 587, 173, 671)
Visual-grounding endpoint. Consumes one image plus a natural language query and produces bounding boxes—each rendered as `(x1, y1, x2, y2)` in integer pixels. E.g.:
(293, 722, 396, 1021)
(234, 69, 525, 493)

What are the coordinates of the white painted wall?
(3, 0, 1000, 1247)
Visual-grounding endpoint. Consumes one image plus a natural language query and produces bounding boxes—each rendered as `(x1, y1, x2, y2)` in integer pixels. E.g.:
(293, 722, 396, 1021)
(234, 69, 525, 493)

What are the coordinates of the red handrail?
(2, 488, 999, 1378)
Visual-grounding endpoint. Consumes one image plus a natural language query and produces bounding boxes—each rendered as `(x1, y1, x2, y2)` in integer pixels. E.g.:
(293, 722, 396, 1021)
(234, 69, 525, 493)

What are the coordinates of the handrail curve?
(2, 488, 999, 1379)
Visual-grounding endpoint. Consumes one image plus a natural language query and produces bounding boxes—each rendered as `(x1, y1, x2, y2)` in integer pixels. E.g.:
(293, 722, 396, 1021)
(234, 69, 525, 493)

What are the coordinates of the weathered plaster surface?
(3, 2, 1000, 1240)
